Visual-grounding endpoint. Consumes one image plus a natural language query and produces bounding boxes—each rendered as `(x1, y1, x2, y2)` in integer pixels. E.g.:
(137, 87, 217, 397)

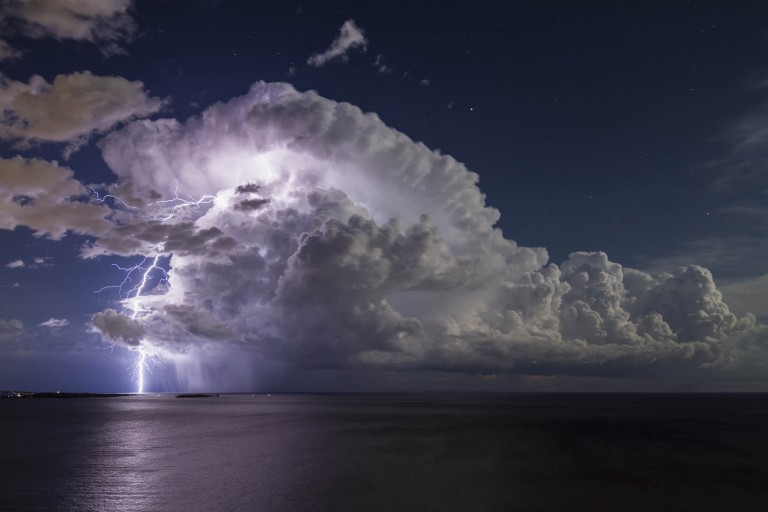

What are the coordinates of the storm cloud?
(80, 82, 768, 379)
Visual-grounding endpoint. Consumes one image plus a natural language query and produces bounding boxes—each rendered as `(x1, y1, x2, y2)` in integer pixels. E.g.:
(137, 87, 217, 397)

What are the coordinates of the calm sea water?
(1, 393, 767, 511)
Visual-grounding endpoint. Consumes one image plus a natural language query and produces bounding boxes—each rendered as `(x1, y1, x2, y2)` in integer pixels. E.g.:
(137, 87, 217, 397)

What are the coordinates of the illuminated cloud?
(0, 0, 135, 56)
(88, 82, 765, 378)
(0, 71, 165, 149)
(5, 259, 24, 269)
(307, 20, 368, 67)
(0, 156, 113, 239)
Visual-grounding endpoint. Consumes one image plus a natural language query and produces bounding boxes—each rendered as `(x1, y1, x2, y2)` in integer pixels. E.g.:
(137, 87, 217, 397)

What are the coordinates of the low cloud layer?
(0, 72, 164, 150)
(307, 20, 367, 67)
(81, 82, 767, 380)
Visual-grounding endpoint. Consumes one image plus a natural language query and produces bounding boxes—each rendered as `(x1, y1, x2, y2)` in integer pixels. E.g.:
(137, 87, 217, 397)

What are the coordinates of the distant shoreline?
(1, 392, 143, 398)
(0, 392, 221, 399)
(3, 391, 768, 399)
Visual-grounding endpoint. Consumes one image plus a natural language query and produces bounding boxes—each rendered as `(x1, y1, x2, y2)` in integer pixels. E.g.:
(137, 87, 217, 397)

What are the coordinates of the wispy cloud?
(373, 54, 391, 74)
(0, 318, 24, 343)
(0, 39, 21, 61)
(39, 318, 69, 329)
(307, 20, 367, 67)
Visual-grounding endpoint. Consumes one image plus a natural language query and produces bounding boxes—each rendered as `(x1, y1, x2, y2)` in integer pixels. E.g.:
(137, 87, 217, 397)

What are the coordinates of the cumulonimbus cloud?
(83, 81, 768, 380)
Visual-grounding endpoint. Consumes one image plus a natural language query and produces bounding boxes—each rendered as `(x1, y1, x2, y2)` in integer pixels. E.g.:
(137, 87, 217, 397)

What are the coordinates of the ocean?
(1, 393, 766, 511)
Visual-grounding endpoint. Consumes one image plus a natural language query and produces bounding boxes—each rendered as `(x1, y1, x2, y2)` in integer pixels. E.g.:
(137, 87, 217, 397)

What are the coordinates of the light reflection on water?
(1, 395, 327, 512)
(1, 393, 768, 511)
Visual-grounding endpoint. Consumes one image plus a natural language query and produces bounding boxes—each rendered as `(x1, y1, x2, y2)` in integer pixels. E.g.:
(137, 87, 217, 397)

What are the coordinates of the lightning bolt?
(128, 253, 162, 394)
(93, 180, 215, 393)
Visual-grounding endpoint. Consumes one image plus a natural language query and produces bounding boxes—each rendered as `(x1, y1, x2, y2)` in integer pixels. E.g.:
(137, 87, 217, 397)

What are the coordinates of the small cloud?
(447, 101, 454, 109)
(307, 20, 368, 67)
(39, 318, 69, 328)
(5, 260, 24, 269)
(31, 257, 53, 267)
(419, 79, 430, 87)
(0, 39, 22, 60)
(287, 66, 297, 76)
(374, 54, 392, 74)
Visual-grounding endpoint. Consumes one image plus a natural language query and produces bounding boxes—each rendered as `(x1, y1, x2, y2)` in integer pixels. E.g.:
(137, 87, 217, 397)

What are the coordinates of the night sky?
(1, 0, 766, 392)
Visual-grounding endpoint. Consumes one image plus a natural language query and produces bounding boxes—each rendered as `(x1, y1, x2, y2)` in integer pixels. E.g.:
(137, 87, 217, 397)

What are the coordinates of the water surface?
(1, 393, 767, 511)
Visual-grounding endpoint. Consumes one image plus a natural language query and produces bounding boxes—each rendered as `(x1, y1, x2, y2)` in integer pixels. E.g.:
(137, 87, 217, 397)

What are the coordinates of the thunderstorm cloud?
(81, 81, 766, 379)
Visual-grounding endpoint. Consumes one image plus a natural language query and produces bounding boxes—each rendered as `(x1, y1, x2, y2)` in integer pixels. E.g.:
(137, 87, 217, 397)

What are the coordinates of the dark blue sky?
(1, 1, 766, 392)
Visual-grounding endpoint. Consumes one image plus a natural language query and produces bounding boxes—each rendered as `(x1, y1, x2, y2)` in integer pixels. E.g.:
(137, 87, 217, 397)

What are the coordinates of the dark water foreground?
(1, 393, 766, 511)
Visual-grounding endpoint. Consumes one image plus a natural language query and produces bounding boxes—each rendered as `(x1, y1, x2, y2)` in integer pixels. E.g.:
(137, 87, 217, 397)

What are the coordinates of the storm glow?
(93, 182, 217, 393)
